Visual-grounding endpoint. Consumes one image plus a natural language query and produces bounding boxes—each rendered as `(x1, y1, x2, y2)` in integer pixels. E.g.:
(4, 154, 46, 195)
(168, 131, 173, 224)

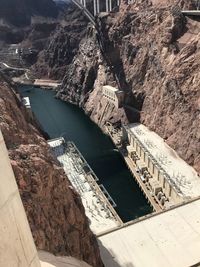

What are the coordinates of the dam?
(17, 86, 200, 267)
(18, 86, 152, 222)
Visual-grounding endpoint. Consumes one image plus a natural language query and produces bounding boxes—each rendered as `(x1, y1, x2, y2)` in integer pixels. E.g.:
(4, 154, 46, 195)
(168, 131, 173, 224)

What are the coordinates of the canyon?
(48, 0, 200, 173)
(0, 75, 103, 266)
(0, 0, 200, 266)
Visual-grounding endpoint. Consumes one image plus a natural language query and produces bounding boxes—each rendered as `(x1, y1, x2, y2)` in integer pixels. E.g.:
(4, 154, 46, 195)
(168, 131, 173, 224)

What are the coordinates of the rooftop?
(125, 123, 200, 199)
(103, 85, 120, 92)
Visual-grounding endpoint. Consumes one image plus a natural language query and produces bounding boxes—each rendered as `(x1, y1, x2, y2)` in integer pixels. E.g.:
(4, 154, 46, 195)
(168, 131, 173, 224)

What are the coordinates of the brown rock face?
(54, 0, 200, 173)
(0, 76, 103, 267)
(33, 4, 89, 79)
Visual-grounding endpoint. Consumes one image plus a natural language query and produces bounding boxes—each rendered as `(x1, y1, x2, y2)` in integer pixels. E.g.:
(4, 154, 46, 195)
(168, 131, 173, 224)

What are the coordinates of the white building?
(102, 85, 124, 108)
(123, 123, 200, 206)
(23, 97, 31, 109)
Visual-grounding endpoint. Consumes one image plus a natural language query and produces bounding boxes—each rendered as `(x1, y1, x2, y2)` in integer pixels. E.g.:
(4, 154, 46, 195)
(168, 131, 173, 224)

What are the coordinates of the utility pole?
(83, 0, 86, 8)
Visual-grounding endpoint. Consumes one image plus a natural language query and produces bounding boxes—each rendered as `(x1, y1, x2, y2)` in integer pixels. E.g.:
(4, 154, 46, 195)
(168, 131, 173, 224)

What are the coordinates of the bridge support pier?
(106, 0, 109, 12)
(72, 0, 120, 17)
(109, 0, 112, 11)
(97, 0, 100, 13)
(94, 0, 97, 16)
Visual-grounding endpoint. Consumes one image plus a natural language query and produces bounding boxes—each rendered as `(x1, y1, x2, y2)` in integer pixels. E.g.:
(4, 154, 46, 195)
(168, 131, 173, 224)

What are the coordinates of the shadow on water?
(18, 86, 152, 222)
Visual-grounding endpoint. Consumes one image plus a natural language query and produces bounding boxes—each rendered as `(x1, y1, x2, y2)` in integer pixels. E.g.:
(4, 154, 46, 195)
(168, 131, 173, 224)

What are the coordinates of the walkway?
(0, 62, 28, 71)
(34, 79, 61, 89)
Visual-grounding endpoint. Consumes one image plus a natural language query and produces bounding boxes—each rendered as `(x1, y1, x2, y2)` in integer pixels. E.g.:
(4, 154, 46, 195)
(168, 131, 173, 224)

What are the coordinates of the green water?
(19, 86, 152, 222)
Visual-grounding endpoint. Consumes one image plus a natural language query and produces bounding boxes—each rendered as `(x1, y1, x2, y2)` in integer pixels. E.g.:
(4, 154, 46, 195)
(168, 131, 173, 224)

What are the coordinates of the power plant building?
(122, 123, 200, 207)
(102, 85, 124, 108)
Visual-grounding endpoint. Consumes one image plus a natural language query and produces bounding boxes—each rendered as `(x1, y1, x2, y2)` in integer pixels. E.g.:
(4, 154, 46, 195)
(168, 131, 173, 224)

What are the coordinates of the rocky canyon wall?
(54, 0, 200, 173)
(0, 75, 103, 267)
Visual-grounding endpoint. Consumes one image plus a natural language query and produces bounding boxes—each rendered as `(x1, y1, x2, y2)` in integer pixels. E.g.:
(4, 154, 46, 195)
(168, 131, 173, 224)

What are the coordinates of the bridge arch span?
(60, 0, 120, 26)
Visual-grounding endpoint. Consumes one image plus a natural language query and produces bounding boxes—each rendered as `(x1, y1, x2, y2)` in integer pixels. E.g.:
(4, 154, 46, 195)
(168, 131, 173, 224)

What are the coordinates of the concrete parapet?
(0, 130, 41, 267)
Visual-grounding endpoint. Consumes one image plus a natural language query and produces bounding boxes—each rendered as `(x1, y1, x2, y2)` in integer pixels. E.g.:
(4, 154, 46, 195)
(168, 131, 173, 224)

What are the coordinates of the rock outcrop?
(55, 0, 200, 173)
(0, 75, 103, 267)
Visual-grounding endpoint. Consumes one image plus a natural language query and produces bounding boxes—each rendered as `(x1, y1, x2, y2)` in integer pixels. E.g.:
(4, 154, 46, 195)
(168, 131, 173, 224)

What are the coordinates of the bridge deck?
(98, 198, 200, 267)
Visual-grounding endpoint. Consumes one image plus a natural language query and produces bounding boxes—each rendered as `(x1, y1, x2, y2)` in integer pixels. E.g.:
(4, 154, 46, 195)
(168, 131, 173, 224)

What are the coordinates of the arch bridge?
(65, 0, 121, 25)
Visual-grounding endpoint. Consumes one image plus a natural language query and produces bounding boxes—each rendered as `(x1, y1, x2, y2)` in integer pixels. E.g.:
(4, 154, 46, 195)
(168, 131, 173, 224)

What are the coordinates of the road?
(0, 62, 28, 72)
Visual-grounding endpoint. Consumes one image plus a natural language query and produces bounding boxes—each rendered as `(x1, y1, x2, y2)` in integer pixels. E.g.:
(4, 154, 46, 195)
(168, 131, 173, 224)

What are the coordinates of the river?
(19, 86, 152, 222)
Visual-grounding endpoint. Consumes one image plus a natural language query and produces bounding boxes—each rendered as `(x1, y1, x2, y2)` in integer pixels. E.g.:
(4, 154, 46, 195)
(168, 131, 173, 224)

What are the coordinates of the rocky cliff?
(33, 3, 89, 79)
(0, 0, 86, 70)
(0, 75, 103, 267)
(0, 0, 58, 27)
(54, 0, 200, 173)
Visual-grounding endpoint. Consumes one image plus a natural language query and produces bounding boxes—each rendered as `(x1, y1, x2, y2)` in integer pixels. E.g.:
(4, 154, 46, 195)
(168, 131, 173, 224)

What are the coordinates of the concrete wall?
(39, 251, 92, 267)
(0, 130, 41, 267)
(102, 86, 124, 108)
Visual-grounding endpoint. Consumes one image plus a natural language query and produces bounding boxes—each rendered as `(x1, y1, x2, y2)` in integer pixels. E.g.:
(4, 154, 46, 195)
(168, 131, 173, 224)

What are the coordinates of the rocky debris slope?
(0, 75, 103, 267)
(56, 0, 200, 173)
